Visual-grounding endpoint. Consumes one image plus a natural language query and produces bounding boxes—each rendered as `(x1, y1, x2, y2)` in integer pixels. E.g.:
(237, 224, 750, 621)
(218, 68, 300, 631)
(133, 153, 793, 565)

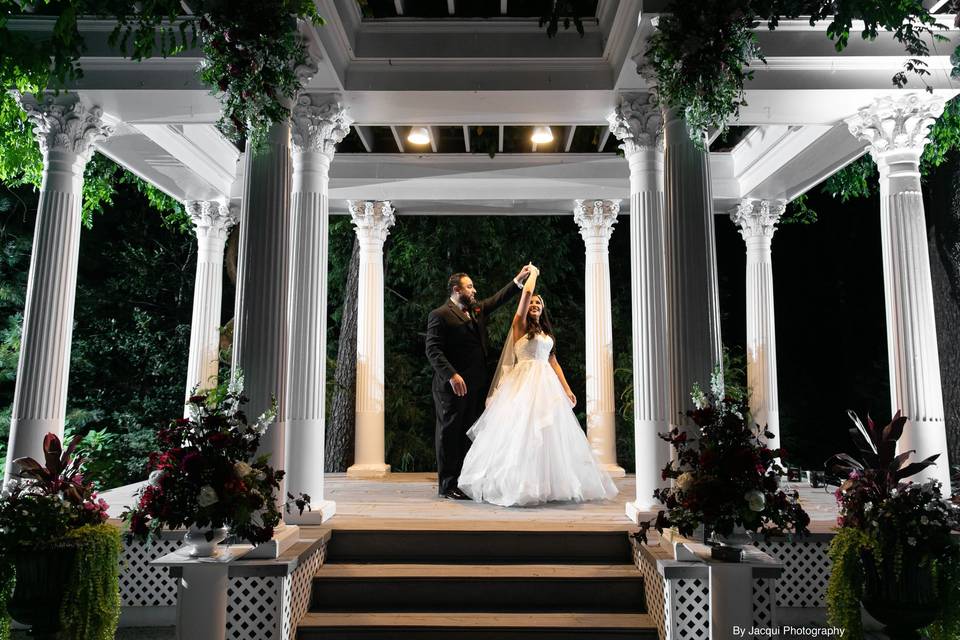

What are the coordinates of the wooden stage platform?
(308, 472, 840, 534)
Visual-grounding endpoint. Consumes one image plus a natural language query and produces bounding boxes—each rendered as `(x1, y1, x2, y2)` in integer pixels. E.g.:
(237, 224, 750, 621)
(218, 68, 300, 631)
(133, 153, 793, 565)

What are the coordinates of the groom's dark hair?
(447, 272, 468, 295)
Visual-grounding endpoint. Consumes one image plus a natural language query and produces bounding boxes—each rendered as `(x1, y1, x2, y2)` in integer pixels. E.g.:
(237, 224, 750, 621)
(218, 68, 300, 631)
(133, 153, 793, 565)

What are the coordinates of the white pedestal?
(346, 462, 391, 478)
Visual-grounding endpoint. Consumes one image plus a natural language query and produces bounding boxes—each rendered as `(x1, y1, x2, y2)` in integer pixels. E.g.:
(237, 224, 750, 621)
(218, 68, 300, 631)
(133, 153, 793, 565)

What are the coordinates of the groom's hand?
(515, 264, 533, 283)
(449, 373, 467, 396)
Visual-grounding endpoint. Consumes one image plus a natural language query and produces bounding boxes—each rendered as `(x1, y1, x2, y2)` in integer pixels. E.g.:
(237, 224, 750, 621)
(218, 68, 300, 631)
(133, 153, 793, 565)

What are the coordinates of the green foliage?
(648, 1, 956, 146)
(0, 561, 11, 640)
(58, 524, 121, 640)
(827, 526, 876, 638)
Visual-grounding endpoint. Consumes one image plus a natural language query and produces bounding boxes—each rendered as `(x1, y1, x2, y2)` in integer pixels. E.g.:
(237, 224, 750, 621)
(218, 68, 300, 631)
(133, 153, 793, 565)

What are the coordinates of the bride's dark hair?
(526, 294, 557, 356)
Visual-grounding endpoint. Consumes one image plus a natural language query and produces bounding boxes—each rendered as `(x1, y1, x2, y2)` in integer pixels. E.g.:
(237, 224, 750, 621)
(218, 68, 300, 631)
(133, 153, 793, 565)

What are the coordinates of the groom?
(426, 266, 532, 499)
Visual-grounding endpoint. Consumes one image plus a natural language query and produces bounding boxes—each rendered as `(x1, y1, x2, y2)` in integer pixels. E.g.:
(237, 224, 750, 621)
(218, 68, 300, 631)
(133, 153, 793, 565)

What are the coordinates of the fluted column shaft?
(284, 97, 352, 522)
(347, 201, 395, 478)
(848, 94, 950, 490)
(574, 199, 625, 478)
(607, 95, 671, 517)
(184, 201, 237, 402)
(3, 94, 112, 486)
(731, 200, 784, 447)
(232, 122, 292, 478)
(663, 110, 723, 430)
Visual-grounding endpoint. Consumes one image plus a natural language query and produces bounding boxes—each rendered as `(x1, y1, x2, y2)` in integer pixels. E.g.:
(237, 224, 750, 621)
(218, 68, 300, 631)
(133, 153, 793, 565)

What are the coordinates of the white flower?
(864, 501, 873, 512)
(907, 536, 917, 546)
(745, 490, 766, 512)
(197, 485, 219, 508)
(233, 461, 253, 478)
(676, 472, 695, 492)
(148, 470, 165, 487)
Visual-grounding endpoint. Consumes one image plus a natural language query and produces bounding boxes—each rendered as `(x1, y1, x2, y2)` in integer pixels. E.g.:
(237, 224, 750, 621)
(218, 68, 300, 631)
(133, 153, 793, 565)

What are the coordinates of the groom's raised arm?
(425, 311, 457, 382)
(478, 280, 521, 317)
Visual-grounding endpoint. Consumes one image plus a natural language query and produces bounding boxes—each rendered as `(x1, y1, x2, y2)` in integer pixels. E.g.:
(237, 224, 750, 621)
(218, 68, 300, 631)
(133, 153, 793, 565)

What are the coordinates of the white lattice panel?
(282, 543, 326, 640)
(752, 578, 776, 630)
(671, 578, 709, 640)
(633, 541, 670, 640)
(753, 539, 831, 608)
(119, 538, 181, 607)
(227, 576, 281, 640)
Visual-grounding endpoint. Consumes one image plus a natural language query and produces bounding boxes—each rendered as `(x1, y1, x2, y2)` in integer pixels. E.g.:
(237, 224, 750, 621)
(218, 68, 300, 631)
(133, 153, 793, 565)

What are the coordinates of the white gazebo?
(4, 0, 957, 530)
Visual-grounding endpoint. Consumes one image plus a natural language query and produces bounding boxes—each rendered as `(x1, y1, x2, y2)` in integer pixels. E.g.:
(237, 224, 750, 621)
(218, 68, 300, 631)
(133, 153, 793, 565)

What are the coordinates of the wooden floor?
(306, 472, 840, 533)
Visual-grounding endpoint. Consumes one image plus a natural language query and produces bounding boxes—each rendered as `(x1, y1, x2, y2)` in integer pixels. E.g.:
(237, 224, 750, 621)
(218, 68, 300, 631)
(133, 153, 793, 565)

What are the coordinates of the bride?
(457, 265, 618, 507)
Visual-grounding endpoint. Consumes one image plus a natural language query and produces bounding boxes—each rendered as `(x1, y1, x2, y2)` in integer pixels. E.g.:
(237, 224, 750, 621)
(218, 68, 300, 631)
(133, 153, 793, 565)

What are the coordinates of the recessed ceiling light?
(407, 127, 431, 145)
(531, 126, 554, 144)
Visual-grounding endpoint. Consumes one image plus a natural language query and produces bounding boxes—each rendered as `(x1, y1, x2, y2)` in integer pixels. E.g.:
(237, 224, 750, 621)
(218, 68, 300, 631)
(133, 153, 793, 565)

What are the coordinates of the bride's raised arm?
(512, 265, 539, 342)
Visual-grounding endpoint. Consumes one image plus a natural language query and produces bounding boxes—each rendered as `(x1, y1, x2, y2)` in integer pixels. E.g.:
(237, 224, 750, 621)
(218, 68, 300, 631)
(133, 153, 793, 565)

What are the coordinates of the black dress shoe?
(442, 488, 471, 500)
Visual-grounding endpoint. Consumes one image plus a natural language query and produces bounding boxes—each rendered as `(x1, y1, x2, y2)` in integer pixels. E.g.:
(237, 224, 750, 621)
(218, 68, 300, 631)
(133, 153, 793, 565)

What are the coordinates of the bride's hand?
(567, 392, 576, 408)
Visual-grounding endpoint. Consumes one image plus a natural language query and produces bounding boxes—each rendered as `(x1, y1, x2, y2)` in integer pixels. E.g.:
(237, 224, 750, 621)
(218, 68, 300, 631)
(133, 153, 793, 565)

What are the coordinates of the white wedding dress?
(457, 332, 619, 507)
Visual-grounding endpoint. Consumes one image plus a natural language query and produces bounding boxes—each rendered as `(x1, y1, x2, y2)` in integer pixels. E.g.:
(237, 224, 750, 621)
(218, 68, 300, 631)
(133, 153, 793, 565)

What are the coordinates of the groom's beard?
(456, 292, 476, 306)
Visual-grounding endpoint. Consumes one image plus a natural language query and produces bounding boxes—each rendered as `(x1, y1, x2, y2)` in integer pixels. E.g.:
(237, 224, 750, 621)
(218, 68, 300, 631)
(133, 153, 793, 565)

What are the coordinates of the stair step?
(325, 530, 633, 564)
(309, 563, 645, 613)
(297, 612, 658, 639)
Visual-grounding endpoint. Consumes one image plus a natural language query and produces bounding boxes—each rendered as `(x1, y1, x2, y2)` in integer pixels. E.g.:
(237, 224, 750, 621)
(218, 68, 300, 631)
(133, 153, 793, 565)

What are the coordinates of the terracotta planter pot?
(7, 543, 78, 639)
(860, 549, 939, 640)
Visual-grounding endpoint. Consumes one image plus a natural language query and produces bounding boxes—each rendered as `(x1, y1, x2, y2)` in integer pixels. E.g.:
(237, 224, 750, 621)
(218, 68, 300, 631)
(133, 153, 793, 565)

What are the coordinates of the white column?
(847, 93, 951, 490)
(574, 199, 625, 478)
(663, 109, 723, 431)
(347, 201, 395, 478)
(184, 201, 237, 401)
(607, 95, 671, 517)
(731, 200, 784, 447)
(284, 96, 352, 522)
(231, 122, 292, 479)
(3, 94, 112, 487)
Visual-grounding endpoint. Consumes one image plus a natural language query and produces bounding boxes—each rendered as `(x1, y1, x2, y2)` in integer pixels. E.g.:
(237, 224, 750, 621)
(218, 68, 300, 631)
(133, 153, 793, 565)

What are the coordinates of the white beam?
(498, 125, 504, 153)
(394, 0, 404, 15)
(500, 0, 508, 14)
(390, 126, 405, 152)
(597, 128, 610, 152)
(429, 126, 439, 153)
(133, 123, 237, 196)
(462, 125, 471, 152)
(354, 125, 374, 152)
(447, 0, 455, 15)
(564, 125, 577, 152)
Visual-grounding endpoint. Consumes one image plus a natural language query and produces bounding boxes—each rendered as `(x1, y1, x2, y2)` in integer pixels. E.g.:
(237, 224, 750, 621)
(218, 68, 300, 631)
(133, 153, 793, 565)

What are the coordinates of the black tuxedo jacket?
(425, 281, 520, 391)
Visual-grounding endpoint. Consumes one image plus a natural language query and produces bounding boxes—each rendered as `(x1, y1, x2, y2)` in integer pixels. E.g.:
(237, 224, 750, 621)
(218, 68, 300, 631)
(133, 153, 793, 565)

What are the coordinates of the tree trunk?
(929, 153, 960, 479)
(325, 236, 360, 471)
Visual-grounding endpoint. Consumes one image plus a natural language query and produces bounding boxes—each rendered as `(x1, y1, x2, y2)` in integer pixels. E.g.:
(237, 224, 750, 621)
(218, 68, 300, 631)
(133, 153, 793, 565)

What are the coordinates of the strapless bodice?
(516, 333, 554, 362)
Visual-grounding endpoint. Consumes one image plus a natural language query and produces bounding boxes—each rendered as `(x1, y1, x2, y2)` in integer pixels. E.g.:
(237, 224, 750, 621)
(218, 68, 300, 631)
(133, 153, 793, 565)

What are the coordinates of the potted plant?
(122, 377, 309, 556)
(637, 371, 810, 558)
(0, 433, 120, 640)
(826, 411, 960, 640)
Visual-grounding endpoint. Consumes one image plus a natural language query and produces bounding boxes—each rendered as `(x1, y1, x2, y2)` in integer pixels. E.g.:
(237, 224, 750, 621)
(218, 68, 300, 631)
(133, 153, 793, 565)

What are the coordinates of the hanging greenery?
(57, 524, 122, 640)
(1, 0, 323, 151)
(646, 1, 957, 148)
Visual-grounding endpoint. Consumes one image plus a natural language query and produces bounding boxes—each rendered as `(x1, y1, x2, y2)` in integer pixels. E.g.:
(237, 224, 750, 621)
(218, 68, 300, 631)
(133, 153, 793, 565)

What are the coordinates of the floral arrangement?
(0, 433, 119, 640)
(123, 377, 309, 544)
(639, 370, 810, 543)
(826, 411, 960, 639)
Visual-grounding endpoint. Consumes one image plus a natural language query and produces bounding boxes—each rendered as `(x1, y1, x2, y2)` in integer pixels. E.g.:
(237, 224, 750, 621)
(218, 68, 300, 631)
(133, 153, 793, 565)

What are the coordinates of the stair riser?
(297, 628, 658, 640)
(326, 531, 633, 564)
(309, 578, 646, 613)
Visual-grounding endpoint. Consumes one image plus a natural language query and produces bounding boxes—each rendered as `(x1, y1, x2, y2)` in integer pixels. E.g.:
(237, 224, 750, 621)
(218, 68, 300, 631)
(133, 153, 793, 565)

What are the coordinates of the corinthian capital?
(730, 199, 785, 241)
(186, 200, 238, 243)
(13, 92, 113, 161)
(574, 199, 620, 243)
(290, 95, 353, 158)
(349, 201, 396, 244)
(606, 94, 663, 156)
(846, 93, 945, 160)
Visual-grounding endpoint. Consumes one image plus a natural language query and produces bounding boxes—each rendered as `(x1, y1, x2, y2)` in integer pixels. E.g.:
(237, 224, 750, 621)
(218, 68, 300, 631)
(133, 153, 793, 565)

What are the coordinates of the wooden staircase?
(296, 529, 657, 639)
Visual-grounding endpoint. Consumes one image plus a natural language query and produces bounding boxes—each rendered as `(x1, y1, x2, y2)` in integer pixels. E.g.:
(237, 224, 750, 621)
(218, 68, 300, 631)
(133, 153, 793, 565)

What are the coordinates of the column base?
(285, 499, 336, 525)
(601, 463, 626, 478)
(246, 523, 300, 559)
(346, 463, 391, 479)
(625, 500, 658, 525)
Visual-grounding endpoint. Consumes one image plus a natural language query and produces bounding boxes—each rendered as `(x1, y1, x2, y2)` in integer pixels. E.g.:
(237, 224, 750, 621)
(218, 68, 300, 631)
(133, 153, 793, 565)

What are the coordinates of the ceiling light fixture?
(531, 126, 554, 144)
(407, 126, 431, 145)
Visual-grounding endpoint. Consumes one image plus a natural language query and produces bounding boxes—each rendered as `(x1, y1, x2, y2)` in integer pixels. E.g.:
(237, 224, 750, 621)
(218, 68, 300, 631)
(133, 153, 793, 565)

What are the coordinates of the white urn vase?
(184, 525, 230, 557)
